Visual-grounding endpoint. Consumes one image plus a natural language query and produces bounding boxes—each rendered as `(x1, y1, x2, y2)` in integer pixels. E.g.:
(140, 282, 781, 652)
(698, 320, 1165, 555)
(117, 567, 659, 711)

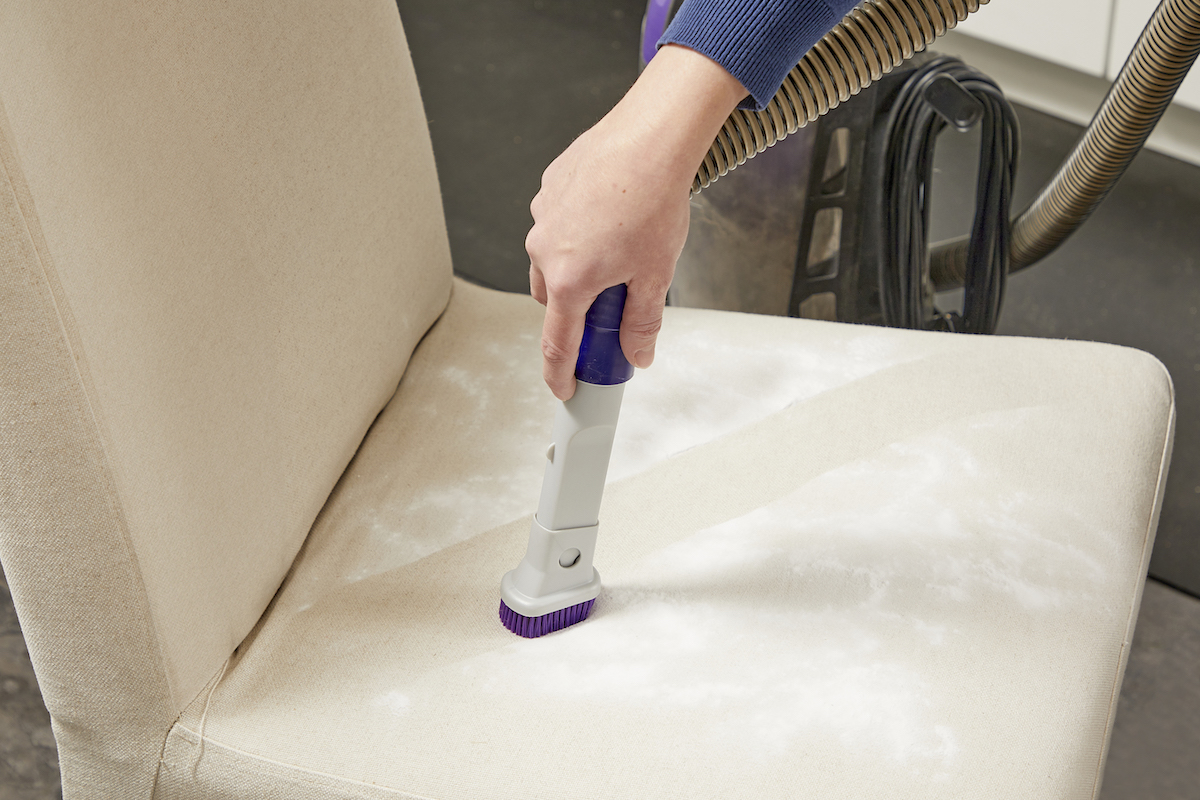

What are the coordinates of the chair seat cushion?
(155, 278, 1174, 800)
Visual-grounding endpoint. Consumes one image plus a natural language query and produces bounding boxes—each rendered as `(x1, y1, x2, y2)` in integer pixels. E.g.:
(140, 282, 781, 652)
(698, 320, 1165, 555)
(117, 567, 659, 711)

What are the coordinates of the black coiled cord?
(878, 56, 1018, 334)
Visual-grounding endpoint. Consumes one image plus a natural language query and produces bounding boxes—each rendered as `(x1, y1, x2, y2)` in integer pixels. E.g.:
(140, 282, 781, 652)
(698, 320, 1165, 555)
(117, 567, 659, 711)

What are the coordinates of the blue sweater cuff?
(658, 0, 858, 111)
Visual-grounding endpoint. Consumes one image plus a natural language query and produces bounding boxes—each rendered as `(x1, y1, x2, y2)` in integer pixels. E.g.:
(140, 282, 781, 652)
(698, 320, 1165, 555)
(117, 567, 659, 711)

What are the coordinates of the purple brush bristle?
(499, 598, 595, 638)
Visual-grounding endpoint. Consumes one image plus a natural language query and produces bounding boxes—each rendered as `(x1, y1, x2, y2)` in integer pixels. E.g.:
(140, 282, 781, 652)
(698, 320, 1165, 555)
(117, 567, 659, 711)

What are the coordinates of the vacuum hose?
(693, 0, 1200, 287)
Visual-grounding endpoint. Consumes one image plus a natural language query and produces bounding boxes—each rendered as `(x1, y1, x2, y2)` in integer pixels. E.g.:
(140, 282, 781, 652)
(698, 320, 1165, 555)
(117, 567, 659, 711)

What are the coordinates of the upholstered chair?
(0, 2, 1174, 798)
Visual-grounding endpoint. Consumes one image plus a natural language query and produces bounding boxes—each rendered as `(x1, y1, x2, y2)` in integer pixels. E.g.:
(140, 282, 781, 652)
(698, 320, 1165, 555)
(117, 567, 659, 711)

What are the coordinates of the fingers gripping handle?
(575, 284, 634, 385)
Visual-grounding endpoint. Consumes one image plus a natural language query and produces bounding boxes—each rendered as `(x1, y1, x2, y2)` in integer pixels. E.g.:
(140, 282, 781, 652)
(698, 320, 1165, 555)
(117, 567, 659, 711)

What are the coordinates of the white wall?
(954, 0, 1199, 112)
(1109, 0, 1200, 107)
(955, 0, 1112, 77)
(937, 28, 1200, 167)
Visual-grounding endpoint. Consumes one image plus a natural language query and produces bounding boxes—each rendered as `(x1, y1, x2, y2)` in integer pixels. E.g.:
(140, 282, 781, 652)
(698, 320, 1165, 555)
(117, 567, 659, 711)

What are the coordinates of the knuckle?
(529, 280, 547, 306)
(625, 316, 663, 339)
(541, 337, 575, 366)
(524, 227, 542, 257)
(542, 273, 571, 297)
(544, 272, 585, 303)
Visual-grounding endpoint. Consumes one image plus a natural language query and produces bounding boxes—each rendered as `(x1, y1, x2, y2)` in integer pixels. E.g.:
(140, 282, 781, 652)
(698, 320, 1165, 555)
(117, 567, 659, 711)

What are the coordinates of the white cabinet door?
(1109, 0, 1200, 110)
(955, 0, 1113, 77)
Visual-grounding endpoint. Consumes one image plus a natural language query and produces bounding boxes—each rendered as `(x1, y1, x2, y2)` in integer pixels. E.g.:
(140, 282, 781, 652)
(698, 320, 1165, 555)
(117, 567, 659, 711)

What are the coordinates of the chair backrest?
(0, 1, 451, 793)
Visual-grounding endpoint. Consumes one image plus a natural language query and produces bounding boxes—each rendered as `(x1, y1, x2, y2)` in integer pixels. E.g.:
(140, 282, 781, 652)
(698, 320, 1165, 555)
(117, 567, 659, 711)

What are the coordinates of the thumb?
(618, 279, 668, 370)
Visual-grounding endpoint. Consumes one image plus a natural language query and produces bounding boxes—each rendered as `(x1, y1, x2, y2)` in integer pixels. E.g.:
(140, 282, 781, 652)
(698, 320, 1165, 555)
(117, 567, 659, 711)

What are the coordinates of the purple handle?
(575, 285, 634, 385)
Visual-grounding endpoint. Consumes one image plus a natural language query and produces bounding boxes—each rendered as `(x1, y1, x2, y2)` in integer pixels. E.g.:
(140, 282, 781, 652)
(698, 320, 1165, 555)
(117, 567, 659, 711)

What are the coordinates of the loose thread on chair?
(191, 656, 231, 779)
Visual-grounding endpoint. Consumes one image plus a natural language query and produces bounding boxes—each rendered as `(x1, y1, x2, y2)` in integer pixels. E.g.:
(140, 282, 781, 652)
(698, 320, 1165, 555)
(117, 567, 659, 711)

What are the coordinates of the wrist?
(605, 44, 748, 190)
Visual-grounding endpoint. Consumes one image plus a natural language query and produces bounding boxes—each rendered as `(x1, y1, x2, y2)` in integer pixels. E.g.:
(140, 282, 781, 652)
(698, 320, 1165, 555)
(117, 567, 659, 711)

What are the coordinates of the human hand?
(526, 44, 747, 400)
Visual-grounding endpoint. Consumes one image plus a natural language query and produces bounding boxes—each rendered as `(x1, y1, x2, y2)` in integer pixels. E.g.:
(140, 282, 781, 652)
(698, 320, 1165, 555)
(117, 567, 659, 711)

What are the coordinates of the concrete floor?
(2, 1, 1197, 797)
(0, 567, 59, 800)
(1103, 580, 1200, 799)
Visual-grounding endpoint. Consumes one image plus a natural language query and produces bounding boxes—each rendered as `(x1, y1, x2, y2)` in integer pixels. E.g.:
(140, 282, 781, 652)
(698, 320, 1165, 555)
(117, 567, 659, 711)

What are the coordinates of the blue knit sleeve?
(657, 0, 861, 110)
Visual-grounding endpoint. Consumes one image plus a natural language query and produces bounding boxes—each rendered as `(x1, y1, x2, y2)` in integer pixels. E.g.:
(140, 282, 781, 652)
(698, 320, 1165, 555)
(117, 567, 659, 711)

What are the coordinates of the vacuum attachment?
(500, 285, 632, 637)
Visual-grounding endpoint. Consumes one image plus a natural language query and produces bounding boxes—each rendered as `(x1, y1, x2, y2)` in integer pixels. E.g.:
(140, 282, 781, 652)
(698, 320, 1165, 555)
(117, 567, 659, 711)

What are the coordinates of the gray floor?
(0, 567, 59, 800)
(2, 1, 1198, 797)
(1104, 580, 1200, 799)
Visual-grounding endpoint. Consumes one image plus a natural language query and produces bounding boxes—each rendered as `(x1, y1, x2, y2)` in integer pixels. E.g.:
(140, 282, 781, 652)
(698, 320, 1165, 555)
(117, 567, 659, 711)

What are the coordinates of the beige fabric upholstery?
(0, 1, 450, 795)
(1, 110, 175, 799)
(154, 279, 1174, 799)
(0, 1, 1176, 798)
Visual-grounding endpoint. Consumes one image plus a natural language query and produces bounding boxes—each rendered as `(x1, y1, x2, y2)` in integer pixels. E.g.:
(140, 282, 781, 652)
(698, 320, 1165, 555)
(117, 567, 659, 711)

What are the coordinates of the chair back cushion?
(0, 1, 450, 792)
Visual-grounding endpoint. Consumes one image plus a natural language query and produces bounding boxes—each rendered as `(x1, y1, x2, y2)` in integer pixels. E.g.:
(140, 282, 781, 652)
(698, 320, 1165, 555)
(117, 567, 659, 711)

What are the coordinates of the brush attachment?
(499, 598, 596, 638)
(499, 517, 603, 638)
(499, 285, 632, 638)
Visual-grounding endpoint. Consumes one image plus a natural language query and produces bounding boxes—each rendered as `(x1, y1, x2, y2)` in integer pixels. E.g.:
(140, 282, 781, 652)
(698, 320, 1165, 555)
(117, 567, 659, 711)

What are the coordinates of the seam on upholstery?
(189, 657, 231, 779)
(1088, 361, 1176, 800)
(172, 724, 443, 800)
(0, 92, 180, 767)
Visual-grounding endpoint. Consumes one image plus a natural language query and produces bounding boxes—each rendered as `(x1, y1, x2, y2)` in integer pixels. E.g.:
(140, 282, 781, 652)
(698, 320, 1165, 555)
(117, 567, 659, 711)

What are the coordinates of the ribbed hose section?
(930, 0, 1200, 290)
(692, 0, 989, 193)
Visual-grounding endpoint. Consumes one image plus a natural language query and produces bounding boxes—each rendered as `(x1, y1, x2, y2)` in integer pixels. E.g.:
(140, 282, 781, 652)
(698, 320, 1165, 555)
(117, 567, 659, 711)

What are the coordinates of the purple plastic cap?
(576, 285, 634, 386)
